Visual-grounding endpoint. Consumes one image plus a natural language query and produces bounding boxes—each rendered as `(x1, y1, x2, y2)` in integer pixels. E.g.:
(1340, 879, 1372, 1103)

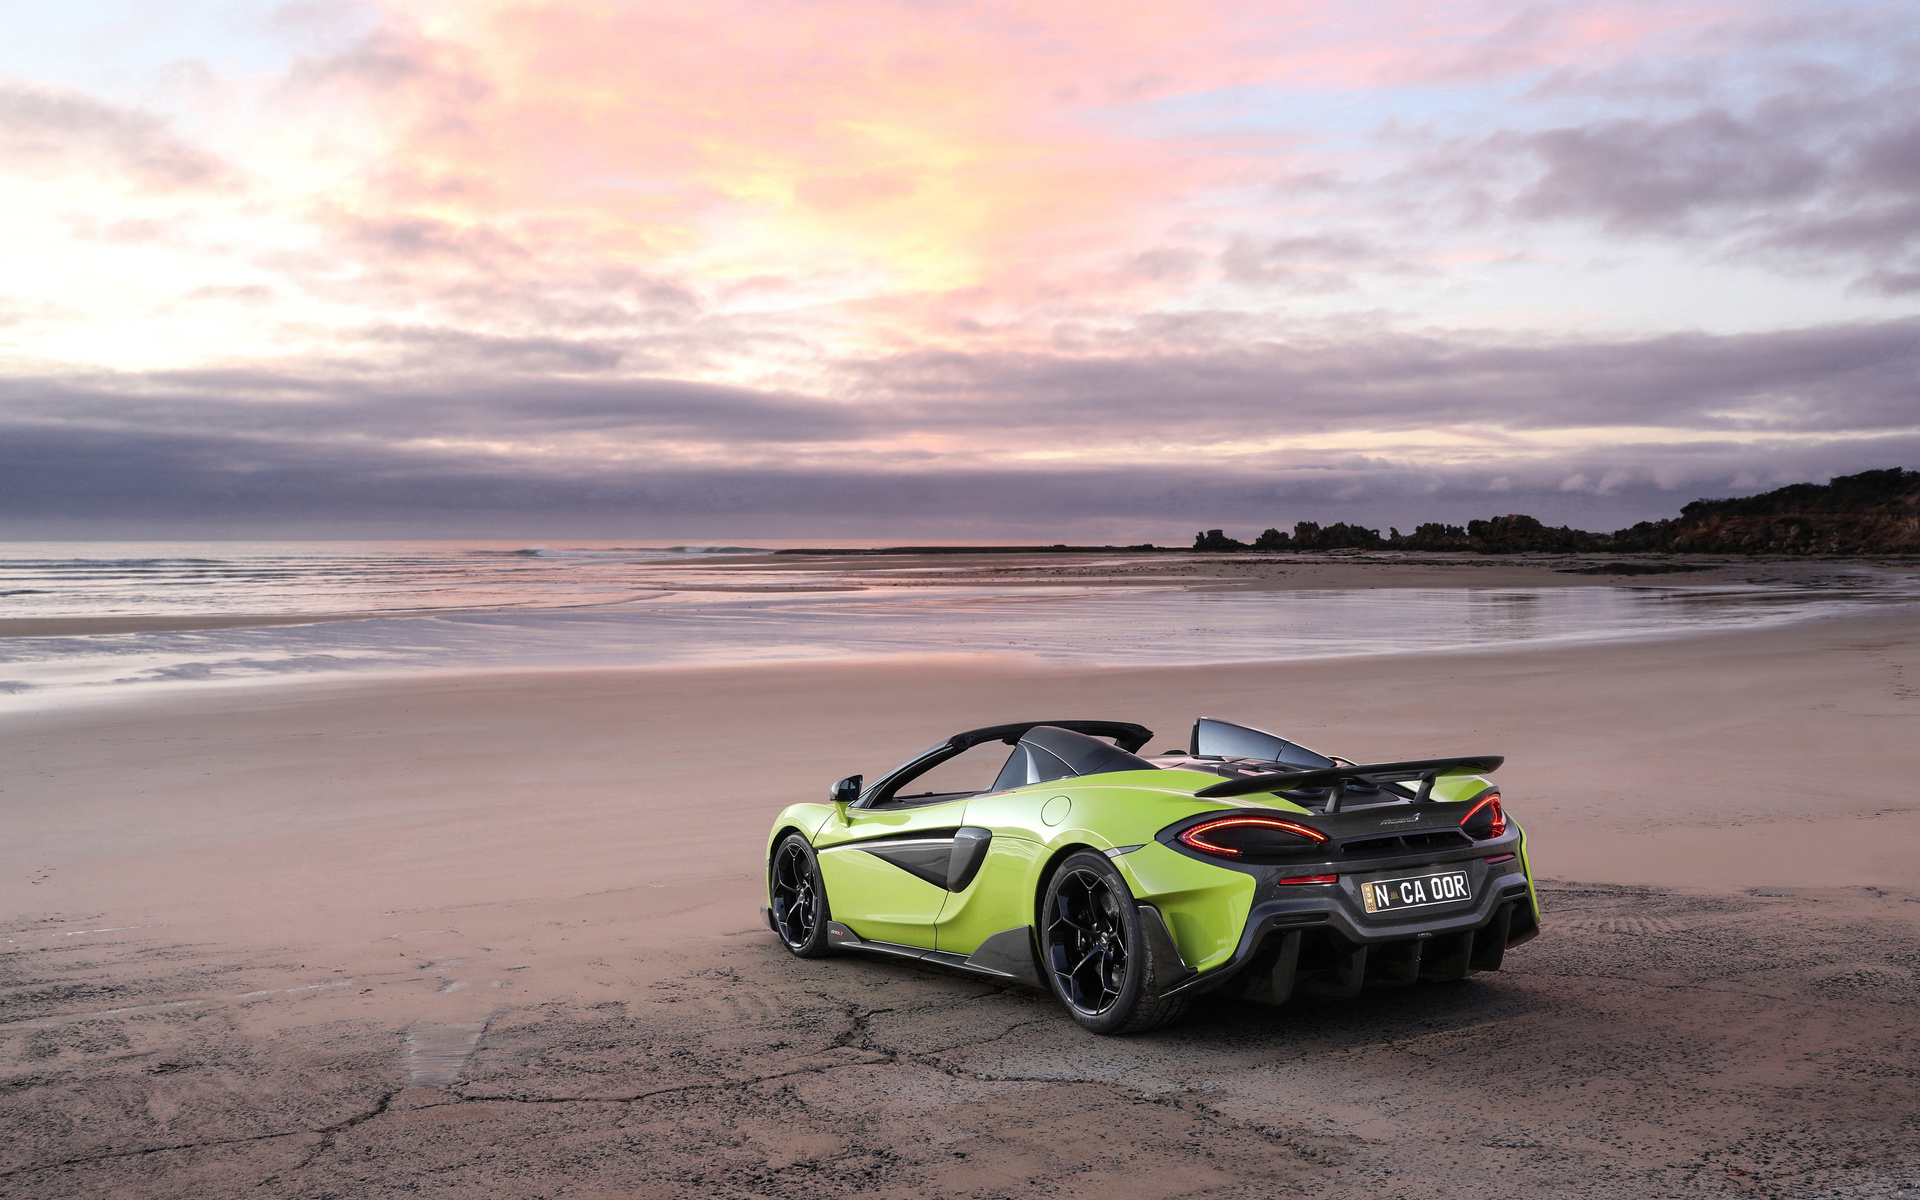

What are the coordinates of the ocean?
(3, 541, 1914, 710)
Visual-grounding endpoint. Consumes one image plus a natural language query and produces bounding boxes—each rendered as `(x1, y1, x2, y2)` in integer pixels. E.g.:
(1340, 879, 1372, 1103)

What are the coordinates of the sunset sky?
(3, 0, 1917, 539)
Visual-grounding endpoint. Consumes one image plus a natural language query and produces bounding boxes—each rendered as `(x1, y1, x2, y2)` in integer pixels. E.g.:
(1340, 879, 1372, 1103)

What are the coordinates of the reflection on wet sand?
(3, 575, 1917, 709)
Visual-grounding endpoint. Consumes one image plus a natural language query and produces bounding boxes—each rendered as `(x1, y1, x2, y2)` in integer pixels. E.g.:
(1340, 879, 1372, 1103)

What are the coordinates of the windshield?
(1191, 717, 1336, 769)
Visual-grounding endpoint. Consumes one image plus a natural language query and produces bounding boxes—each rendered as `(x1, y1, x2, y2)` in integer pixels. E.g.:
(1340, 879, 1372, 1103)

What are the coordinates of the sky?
(2, 0, 1917, 540)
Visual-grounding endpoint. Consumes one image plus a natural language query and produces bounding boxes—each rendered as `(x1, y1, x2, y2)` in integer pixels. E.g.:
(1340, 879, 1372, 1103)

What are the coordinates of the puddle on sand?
(405, 1018, 490, 1086)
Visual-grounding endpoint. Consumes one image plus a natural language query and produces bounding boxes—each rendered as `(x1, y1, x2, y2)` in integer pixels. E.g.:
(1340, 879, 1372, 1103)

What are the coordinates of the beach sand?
(3, 598, 1917, 1197)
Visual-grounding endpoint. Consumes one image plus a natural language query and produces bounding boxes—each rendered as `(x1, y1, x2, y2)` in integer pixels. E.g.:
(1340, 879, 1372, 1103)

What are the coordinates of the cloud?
(0, 84, 232, 190)
(359, 326, 627, 373)
(186, 284, 277, 306)
(337, 214, 531, 265)
(252, 0, 1735, 310)
(854, 317, 1920, 437)
(1, 312, 1914, 535)
(1121, 247, 1207, 282)
(1218, 234, 1391, 290)
(1454, 63, 1920, 290)
(3, 409, 1914, 540)
(0, 372, 869, 447)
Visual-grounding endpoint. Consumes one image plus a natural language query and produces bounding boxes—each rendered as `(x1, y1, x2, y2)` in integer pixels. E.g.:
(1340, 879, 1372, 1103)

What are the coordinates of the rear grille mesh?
(1338, 830, 1472, 856)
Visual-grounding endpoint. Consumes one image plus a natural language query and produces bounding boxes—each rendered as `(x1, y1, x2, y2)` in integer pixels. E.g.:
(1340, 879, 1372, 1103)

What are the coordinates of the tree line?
(1193, 468, 1920, 556)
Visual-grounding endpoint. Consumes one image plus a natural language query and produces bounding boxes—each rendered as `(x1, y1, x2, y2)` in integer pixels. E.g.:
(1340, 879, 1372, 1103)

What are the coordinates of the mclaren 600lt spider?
(763, 718, 1537, 1033)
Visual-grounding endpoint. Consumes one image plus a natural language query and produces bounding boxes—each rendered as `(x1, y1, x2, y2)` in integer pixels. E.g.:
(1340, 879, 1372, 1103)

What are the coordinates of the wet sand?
(0, 613, 382, 639)
(3, 605, 1918, 1197)
(752, 548, 1758, 592)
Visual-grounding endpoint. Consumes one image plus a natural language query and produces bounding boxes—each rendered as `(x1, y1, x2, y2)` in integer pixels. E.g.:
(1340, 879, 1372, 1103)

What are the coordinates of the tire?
(1039, 851, 1188, 1034)
(770, 834, 834, 958)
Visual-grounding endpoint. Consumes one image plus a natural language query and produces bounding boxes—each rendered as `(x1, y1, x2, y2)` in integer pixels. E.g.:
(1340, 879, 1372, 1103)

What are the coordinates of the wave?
(479, 547, 650, 559)
(477, 546, 769, 559)
(0, 557, 227, 567)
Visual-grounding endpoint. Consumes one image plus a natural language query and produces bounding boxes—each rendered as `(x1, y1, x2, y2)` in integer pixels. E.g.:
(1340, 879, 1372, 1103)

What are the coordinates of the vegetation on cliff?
(1195, 468, 1920, 556)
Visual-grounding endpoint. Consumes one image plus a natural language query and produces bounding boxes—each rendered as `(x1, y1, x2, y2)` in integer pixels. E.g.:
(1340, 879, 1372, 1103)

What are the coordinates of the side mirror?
(829, 775, 862, 812)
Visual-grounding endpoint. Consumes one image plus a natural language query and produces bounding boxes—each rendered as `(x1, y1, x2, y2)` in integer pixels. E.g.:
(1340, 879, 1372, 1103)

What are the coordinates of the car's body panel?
(1110, 840, 1255, 971)
(1515, 827, 1539, 919)
(933, 833, 1042, 955)
(768, 802, 837, 843)
(812, 796, 966, 946)
(814, 844, 949, 946)
(765, 719, 1537, 1016)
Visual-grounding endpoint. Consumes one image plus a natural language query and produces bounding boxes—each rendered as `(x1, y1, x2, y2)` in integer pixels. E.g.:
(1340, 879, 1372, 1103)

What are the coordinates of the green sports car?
(762, 718, 1538, 1034)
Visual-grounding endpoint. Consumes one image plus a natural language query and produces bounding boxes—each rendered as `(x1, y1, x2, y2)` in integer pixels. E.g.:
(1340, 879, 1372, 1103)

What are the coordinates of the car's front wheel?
(1040, 851, 1187, 1034)
(770, 834, 834, 958)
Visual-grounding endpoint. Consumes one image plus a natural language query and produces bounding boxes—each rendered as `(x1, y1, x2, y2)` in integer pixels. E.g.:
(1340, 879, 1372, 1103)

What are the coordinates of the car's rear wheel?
(770, 834, 834, 958)
(1040, 850, 1187, 1034)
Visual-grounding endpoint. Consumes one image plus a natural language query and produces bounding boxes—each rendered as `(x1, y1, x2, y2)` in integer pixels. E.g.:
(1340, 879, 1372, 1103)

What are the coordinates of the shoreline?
(4, 583, 1910, 721)
(8, 604, 1901, 722)
(5, 551, 1910, 641)
(4, 560, 1914, 727)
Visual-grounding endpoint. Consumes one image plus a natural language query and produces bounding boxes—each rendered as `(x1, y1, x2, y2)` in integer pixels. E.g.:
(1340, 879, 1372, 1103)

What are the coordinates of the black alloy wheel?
(1039, 851, 1187, 1034)
(771, 834, 833, 957)
(1047, 866, 1129, 1013)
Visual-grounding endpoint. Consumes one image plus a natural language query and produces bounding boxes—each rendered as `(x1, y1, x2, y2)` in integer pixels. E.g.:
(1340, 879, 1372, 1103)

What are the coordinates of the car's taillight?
(1461, 793, 1506, 839)
(1278, 874, 1338, 885)
(1178, 816, 1327, 858)
(1483, 853, 1516, 865)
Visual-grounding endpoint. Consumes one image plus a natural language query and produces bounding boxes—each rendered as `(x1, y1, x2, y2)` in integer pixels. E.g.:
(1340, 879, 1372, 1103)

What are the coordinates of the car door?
(814, 798, 971, 947)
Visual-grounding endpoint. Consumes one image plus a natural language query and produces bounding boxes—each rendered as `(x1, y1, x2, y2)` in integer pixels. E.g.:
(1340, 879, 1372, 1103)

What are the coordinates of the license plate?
(1361, 870, 1471, 913)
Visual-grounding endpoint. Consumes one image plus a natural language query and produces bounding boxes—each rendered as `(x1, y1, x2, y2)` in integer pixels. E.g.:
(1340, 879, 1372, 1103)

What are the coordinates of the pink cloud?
(321, 1, 1704, 286)
(250, 0, 1799, 357)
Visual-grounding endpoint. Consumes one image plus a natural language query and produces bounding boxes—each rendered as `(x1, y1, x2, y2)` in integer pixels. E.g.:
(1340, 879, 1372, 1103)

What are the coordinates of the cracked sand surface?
(3, 883, 1917, 1199)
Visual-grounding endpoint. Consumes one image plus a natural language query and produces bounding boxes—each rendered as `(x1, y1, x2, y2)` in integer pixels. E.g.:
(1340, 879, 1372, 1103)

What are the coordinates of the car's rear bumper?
(1153, 840, 1539, 1002)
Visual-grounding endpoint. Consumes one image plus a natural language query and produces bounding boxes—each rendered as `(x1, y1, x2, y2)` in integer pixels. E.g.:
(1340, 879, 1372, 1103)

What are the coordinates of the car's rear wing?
(1194, 756, 1503, 811)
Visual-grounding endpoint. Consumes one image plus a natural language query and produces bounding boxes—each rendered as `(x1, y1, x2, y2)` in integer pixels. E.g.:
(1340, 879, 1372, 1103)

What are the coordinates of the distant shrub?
(1192, 529, 1248, 551)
